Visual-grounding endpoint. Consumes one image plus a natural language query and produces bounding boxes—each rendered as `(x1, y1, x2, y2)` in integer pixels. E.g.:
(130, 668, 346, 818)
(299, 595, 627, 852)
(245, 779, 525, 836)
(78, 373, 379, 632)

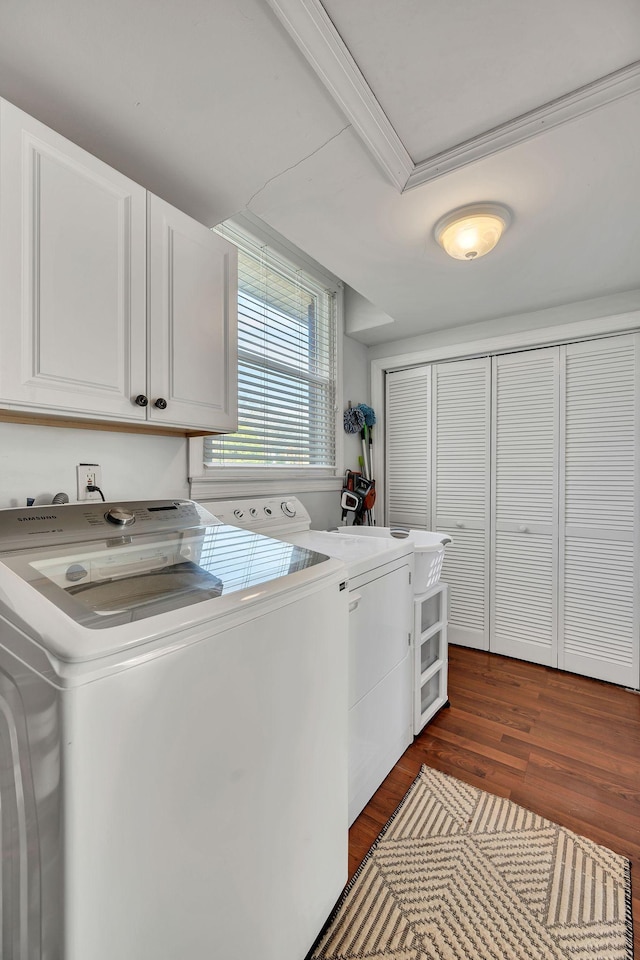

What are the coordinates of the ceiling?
(1, 0, 639, 345)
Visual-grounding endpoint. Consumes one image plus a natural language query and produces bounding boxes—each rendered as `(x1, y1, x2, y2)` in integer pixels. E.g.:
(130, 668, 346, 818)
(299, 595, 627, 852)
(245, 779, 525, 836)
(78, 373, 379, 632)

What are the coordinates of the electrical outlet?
(76, 463, 102, 501)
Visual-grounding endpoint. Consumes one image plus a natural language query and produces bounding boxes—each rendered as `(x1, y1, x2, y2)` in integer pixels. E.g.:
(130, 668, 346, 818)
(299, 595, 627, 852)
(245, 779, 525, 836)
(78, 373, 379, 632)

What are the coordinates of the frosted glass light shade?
(434, 203, 512, 260)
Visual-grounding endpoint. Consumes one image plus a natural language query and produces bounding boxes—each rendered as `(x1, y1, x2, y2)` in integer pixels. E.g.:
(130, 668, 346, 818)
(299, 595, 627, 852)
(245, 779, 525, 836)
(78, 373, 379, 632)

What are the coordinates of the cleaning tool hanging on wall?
(343, 404, 365, 434)
(357, 403, 376, 476)
(356, 403, 376, 429)
(362, 427, 371, 479)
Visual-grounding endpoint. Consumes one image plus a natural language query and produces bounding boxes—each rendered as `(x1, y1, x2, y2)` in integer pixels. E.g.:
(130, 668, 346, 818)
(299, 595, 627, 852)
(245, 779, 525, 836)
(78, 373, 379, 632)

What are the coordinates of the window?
(203, 222, 339, 475)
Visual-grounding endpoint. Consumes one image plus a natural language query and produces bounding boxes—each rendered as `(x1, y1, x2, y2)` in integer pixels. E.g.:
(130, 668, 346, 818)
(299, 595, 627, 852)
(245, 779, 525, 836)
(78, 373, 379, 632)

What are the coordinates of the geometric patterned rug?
(311, 766, 633, 960)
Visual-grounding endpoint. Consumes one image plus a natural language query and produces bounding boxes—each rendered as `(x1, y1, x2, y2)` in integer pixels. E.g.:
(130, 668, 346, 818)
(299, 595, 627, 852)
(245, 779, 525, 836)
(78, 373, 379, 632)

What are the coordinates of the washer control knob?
(281, 500, 297, 518)
(105, 507, 136, 527)
(233, 509, 244, 520)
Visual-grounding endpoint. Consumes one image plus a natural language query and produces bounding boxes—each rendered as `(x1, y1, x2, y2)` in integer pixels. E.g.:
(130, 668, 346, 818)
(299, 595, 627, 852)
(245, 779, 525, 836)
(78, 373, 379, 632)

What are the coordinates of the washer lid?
(0, 522, 330, 631)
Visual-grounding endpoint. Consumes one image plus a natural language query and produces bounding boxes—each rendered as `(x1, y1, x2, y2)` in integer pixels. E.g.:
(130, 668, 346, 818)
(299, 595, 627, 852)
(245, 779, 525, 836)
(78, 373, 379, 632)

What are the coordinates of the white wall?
(0, 421, 188, 508)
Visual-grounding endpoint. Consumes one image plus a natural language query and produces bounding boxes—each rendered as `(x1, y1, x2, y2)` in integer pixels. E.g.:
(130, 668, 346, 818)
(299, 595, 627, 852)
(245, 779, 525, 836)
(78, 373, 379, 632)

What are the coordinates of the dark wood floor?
(349, 645, 640, 958)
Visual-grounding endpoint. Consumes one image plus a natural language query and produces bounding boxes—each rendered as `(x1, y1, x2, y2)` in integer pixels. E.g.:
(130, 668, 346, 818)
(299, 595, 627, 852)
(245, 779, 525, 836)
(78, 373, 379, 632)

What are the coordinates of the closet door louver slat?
(385, 367, 431, 528)
(433, 358, 491, 650)
(491, 348, 559, 667)
(559, 335, 639, 686)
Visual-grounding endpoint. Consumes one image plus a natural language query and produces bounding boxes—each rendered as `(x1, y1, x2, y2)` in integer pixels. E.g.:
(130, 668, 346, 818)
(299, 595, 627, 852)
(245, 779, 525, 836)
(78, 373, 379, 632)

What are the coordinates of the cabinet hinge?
(409, 571, 412, 585)
(408, 632, 412, 647)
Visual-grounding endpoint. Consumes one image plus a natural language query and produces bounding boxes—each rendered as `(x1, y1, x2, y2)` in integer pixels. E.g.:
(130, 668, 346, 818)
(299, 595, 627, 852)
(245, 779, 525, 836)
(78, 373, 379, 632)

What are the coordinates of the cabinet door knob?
(154, 398, 168, 410)
(135, 394, 148, 407)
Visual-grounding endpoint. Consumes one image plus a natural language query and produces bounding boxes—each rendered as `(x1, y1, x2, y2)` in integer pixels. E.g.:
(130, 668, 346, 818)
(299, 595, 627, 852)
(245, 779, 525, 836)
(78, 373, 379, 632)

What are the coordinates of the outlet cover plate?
(76, 464, 102, 501)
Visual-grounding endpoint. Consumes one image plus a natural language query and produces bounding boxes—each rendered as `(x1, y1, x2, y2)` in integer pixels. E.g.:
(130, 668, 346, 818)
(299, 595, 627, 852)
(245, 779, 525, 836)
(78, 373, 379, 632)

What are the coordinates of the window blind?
(204, 223, 337, 470)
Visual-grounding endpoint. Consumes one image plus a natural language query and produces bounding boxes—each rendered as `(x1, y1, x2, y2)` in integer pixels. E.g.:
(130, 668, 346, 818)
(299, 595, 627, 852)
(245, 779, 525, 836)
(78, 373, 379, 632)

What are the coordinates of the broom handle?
(369, 428, 376, 525)
(362, 424, 371, 479)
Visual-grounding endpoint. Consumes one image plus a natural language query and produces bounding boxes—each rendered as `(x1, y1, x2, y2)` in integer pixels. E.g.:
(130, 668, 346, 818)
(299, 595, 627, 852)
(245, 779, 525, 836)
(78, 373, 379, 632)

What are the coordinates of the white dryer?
(205, 497, 415, 825)
(0, 499, 348, 960)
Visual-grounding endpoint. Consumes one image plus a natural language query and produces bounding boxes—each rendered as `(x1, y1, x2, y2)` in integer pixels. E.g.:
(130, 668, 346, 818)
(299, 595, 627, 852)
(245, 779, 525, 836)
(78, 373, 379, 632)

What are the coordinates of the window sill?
(190, 473, 343, 501)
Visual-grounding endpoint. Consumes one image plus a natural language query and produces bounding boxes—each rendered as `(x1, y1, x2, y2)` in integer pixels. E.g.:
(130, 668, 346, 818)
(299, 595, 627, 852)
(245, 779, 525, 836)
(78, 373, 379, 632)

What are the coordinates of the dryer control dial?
(105, 507, 136, 527)
(281, 500, 297, 519)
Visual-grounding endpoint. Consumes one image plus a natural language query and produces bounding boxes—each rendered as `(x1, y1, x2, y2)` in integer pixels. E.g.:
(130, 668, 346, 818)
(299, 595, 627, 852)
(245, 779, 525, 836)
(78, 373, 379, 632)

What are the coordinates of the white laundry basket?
(392, 530, 447, 592)
(335, 527, 451, 594)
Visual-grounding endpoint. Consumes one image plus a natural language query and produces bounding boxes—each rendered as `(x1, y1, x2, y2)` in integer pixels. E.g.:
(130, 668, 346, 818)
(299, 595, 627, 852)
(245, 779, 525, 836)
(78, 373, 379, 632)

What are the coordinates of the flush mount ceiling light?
(434, 202, 512, 261)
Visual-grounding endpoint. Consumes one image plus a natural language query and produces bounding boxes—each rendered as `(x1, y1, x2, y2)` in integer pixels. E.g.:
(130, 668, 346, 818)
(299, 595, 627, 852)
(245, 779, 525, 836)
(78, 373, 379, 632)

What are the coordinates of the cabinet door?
(0, 100, 147, 419)
(433, 358, 491, 650)
(491, 348, 559, 666)
(385, 366, 431, 528)
(559, 335, 639, 686)
(148, 196, 238, 432)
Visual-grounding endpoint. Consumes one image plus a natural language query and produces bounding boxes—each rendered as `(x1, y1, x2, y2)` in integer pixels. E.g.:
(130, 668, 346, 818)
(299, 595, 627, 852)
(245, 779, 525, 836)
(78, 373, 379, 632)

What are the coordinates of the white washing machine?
(205, 497, 414, 825)
(0, 498, 348, 960)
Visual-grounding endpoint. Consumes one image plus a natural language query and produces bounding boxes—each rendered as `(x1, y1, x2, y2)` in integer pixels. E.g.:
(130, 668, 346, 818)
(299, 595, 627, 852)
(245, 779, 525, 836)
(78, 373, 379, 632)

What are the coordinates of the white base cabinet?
(414, 582, 449, 734)
(0, 98, 237, 434)
(347, 558, 413, 825)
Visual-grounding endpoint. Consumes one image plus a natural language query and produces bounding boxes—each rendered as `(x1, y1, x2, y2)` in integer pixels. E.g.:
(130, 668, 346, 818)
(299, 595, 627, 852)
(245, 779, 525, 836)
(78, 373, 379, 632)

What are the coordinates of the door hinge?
(409, 571, 412, 585)
(408, 632, 412, 646)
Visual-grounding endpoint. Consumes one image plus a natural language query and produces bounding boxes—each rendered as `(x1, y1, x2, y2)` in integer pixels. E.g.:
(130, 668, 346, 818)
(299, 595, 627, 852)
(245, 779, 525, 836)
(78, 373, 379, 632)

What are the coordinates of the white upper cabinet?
(0, 100, 237, 434)
(148, 196, 237, 432)
(0, 100, 147, 420)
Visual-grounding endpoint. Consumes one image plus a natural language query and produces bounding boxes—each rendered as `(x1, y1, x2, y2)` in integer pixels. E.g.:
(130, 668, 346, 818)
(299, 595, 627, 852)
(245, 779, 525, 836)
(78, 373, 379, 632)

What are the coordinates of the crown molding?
(265, 0, 640, 193)
(264, 0, 413, 190)
(405, 59, 640, 189)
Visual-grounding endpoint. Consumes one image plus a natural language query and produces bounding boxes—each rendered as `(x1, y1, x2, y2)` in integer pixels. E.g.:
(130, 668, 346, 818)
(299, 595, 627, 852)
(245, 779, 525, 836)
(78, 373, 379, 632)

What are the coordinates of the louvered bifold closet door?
(491, 348, 559, 666)
(432, 358, 491, 650)
(559, 335, 639, 687)
(385, 367, 431, 528)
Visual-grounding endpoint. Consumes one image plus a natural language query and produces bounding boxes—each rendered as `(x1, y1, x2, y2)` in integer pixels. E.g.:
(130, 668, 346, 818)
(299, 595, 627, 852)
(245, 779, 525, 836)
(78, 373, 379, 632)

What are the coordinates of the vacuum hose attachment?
(51, 492, 70, 505)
